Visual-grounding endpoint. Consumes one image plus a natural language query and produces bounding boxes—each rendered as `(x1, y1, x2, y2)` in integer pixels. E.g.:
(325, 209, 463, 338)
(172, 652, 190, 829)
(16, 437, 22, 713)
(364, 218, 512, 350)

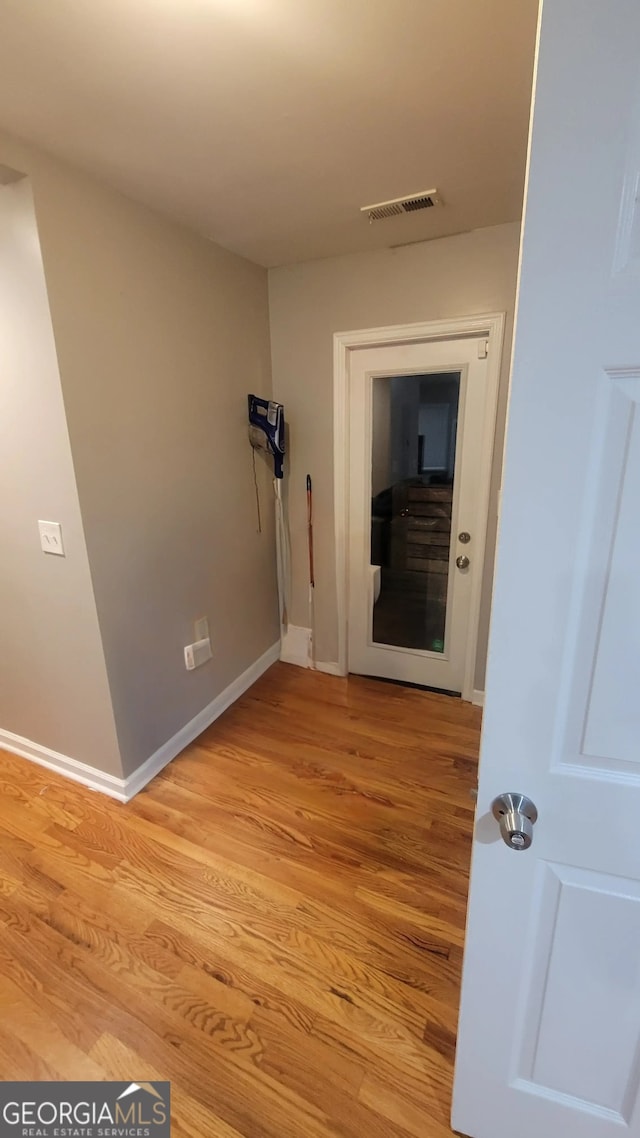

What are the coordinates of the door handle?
(456, 555, 470, 570)
(491, 793, 538, 851)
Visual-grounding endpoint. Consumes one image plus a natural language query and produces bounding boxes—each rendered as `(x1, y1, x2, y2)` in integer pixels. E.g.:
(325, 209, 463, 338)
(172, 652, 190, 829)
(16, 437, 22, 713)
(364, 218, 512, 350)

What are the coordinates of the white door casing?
(453, 2, 640, 1137)
(334, 313, 504, 698)
(347, 337, 496, 693)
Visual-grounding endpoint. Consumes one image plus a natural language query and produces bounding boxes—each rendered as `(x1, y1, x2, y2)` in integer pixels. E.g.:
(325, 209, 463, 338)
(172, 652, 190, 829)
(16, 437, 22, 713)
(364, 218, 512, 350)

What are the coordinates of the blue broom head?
(248, 394, 285, 478)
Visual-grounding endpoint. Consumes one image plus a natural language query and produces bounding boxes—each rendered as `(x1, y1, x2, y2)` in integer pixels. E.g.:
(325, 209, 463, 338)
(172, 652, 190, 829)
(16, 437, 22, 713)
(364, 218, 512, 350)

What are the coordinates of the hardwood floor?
(0, 663, 481, 1138)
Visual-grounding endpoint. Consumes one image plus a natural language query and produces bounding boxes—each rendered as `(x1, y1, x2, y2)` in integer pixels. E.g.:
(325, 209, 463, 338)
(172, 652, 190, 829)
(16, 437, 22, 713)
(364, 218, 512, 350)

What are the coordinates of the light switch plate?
(38, 520, 65, 557)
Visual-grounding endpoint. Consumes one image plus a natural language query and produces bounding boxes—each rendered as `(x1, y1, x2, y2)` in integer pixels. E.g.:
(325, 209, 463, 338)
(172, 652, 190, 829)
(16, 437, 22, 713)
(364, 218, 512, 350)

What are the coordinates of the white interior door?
(347, 337, 494, 694)
(453, 2, 640, 1136)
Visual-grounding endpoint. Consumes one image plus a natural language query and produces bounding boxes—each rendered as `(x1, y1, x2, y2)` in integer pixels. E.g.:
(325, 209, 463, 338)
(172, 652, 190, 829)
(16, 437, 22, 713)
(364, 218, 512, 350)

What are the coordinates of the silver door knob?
(491, 793, 538, 851)
(456, 555, 470, 570)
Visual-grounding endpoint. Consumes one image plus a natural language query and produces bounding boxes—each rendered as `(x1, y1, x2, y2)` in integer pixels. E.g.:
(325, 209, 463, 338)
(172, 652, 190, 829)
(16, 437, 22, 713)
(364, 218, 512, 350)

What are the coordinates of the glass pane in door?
(370, 372, 460, 652)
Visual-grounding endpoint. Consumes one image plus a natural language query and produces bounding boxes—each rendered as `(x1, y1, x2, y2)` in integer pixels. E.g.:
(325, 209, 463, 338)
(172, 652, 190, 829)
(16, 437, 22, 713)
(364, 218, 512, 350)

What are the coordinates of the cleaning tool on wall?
(248, 395, 285, 478)
(307, 474, 316, 667)
(274, 476, 291, 628)
(248, 394, 291, 628)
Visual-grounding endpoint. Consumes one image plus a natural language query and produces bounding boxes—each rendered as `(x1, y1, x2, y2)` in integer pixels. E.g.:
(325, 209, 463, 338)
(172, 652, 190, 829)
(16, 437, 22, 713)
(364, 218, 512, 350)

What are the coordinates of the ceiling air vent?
(361, 189, 443, 222)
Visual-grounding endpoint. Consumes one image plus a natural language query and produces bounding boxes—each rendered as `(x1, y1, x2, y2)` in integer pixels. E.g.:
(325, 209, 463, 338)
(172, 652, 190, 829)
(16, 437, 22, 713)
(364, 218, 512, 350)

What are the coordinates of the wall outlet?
(184, 637, 212, 671)
(194, 616, 209, 642)
(38, 520, 65, 557)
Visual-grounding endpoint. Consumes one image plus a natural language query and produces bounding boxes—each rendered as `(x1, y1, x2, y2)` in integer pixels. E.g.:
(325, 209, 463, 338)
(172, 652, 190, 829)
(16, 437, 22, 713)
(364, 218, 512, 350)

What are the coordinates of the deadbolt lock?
(458, 532, 471, 544)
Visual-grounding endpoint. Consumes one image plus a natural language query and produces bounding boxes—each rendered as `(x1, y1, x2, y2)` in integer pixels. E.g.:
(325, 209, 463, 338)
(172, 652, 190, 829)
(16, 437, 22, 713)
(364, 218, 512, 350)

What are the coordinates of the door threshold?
(350, 672, 461, 698)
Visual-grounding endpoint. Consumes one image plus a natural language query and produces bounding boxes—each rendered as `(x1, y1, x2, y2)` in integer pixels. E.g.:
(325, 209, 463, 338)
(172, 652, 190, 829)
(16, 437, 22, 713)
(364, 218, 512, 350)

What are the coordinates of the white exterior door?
(347, 335, 497, 694)
(453, 2, 640, 1136)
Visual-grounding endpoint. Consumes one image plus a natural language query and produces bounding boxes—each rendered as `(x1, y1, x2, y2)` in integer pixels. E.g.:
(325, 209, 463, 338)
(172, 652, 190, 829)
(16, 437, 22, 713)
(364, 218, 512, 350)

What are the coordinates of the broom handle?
(306, 474, 315, 589)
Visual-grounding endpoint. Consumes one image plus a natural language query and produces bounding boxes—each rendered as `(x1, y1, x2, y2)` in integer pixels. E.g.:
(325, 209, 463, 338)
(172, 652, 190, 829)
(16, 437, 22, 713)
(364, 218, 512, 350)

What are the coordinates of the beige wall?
(268, 222, 521, 688)
(0, 130, 279, 778)
(0, 177, 122, 775)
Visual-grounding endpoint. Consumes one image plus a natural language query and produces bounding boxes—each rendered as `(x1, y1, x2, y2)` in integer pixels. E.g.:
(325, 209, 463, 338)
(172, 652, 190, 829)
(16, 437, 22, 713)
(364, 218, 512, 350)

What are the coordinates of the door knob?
(491, 793, 538, 851)
(456, 555, 470, 570)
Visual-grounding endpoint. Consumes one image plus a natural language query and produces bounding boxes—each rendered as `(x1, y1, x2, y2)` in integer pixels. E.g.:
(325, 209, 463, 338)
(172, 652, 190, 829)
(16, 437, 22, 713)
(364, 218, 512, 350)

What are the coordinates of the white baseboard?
(471, 689, 485, 707)
(123, 640, 280, 799)
(0, 727, 128, 801)
(280, 625, 344, 676)
(0, 640, 280, 804)
(316, 661, 345, 676)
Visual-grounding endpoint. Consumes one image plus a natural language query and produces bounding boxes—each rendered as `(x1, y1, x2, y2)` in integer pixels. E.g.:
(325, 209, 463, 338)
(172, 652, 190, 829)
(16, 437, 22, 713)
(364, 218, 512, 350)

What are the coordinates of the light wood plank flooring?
(0, 662, 481, 1137)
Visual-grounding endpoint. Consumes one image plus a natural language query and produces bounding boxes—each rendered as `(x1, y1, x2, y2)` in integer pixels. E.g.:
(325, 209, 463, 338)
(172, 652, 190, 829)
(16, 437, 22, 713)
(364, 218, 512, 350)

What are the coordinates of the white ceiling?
(0, 0, 539, 267)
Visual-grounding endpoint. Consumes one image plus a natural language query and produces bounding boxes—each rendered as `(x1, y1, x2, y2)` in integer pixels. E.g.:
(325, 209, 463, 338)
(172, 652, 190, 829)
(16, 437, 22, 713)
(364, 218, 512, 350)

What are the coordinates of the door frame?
(333, 312, 505, 700)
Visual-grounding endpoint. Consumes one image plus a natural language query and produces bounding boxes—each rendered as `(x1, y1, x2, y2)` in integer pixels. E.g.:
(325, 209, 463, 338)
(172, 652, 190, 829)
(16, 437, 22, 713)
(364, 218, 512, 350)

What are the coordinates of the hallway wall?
(269, 221, 521, 688)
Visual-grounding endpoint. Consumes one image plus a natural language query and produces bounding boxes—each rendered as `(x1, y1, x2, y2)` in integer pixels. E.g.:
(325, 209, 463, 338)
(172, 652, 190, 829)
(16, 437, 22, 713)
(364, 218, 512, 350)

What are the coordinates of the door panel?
(348, 338, 490, 693)
(515, 863, 640, 1119)
(453, 2, 640, 1137)
(578, 374, 640, 765)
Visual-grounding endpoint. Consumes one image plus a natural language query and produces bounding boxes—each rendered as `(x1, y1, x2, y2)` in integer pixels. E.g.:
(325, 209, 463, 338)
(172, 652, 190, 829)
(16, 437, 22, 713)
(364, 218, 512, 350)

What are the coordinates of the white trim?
(334, 312, 505, 702)
(280, 623, 311, 668)
(0, 728, 129, 800)
(316, 660, 344, 676)
(123, 640, 280, 798)
(0, 641, 280, 803)
(471, 689, 485, 707)
(280, 624, 344, 676)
